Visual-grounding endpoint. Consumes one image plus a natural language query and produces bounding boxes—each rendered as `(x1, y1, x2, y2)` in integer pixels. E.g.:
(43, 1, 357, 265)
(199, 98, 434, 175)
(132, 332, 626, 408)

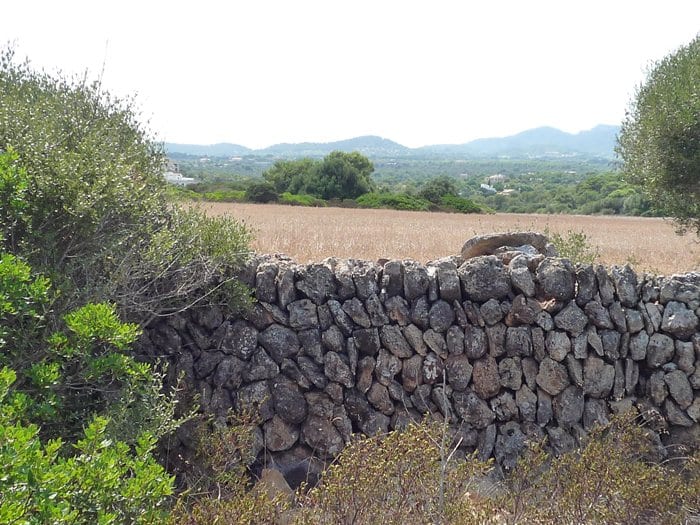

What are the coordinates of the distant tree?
(245, 181, 278, 203)
(418, 176, 458, 203)
(262, 158, 316, 193)
(306, 151, 375, 200)
(617, 34, 700, 233)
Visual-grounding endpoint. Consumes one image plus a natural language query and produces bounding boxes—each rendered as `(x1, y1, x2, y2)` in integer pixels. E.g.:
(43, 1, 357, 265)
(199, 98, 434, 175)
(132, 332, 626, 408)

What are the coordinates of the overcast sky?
(4, 1, 699, 149)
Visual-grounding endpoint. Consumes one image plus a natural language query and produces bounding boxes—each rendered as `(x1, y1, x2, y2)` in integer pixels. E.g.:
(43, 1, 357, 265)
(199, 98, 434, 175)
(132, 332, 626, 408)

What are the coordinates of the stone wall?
(142, 252, 700, 476)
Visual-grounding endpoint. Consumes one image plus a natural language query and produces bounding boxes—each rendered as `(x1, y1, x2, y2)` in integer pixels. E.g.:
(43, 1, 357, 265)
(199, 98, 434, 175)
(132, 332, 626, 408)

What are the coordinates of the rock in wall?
(142, 252, 700, 477)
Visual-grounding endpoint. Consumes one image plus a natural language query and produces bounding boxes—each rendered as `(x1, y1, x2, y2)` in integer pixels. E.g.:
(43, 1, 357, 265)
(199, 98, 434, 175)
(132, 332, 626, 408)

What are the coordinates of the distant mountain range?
(165, 124, 619, 159)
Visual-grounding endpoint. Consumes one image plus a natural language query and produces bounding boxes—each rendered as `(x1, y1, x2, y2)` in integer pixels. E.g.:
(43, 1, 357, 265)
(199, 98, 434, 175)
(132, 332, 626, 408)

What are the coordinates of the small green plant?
(279, 192, 327, 207)
(545, 228, 600, 264)
(356, 192, 431, 211)
(439, 194, 484, 214)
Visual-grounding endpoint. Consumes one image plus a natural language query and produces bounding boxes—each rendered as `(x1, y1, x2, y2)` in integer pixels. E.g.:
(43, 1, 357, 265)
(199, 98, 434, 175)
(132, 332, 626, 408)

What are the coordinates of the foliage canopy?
(617, 34, 700, 233)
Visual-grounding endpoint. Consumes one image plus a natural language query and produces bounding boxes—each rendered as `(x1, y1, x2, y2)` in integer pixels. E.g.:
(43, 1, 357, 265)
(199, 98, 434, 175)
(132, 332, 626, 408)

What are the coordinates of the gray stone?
(611, 265, 639, 307)
(675, 341, 696, 373)
(625, 308, 645, 333)
(295, 264, 336, 305)
(646, 333, 675, 368)
(659, 273, 700, 306)
(461, 231, 555, 259)
(583, 356, 615, 398)
(264, 415, 299, 452)
(464, 325, 488, 359)
(327, 300, 355, 336)
(536, 310, 555, 331)
(194, 351, 224, 379)
(423, 329, 447, 358)
(281, 358, 312, 390)
(353, 327, 381, 356)
(553, 385, 584, 428)
(243, 348, 279, 381)
(422, 352, 444, 385)
(595, 265, 615, 306)
(532, 327, 546, 361)
(381, 260, 404, 297)
(584, 301, 614, 329)
(624, 358, 639, 396)
(537, 388, 553, 426)
(509, 255, 536, 297)
(521, 357, 539, 390)
(384, 295, 410, 326)
(255, 263, 278, 303)
(436, 263, 462, 302)
(411, 384, 436, 414)
(410, 296, 430, 329)
(687, 398, 700, 422)
(547, 426, 576, 456)
(537, 258, 575, 301)
(609, 302, 627, 332)
(648, 370, 668, 405)
(495, 421, 527, 470)
(499, 357, 523, 391)
(365, 294, 390, 327)
(645, 303, 663, 332)
(342, 297, 371, 328)
(472, 356, 500, 399)
(664, 370, 694, 409)
(271, 378, 308, 424)
(380, 325, 413, 358)
(356, 356, 376, 393)
(453, 391, 496, 429)
(458, 256, 511, 302)
(323, 351, 354, 388)
(403, 324, 428, 355)
(446, 325, 465, 355)
(403, 261, 430, 301)
(321, 325, 345, 354)
(573, 332, 588, 359)
(629, 331, 649, 361)
(507, 295, 541, 326)
(554, 302, 588, 336)
(446, 354, 473, 391)
(367, 382, 394, 415)
(211, 355, 245, 390)
(664, 399, 694, 427)
(545, 330, 571, 362)
(506, 326, 533, 357)
(486, 323, 507, 358)
(236, 380, 274, 421)
(276, 266, 297, 307)
(491, 391, 518, 422)
(401, 354, 424, 392)
(661, 301, 698, 340)
(575, 264, 597, 306)
(288, 299, 319, 330)
(586, 326, 604, 357)
(477, 424, 498, 461)
(220, 320, 258, 360)
(302, 416, 344, 459)
(375, 348, 401, 385)
(600, 329, 621, 361)
(565, 354, 583, 387)
(583, 398, 610, 430)
(429, 300, 455, 333)
(352, 262, 380, 300)
(431, 385, 454, 418)
(480, 298, 504, 325)
(297, 356, 328, 389)
(536, 357, 570, 396)
(332, 259, 356, 300)
(516, 385, 538, 422)
(317, 304, 333, 330)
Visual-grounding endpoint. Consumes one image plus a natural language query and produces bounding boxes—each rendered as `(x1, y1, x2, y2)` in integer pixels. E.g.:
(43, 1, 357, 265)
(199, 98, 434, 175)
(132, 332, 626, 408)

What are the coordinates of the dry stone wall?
(143, 252, 700, 476)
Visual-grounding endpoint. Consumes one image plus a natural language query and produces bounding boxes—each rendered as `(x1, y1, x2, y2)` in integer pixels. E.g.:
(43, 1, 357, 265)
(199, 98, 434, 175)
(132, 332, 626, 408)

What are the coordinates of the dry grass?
(200, 202, 700, 275)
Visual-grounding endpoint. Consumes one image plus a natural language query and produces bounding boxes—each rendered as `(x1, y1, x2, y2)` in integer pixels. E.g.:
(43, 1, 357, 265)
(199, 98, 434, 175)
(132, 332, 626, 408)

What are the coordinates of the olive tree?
(617, 34, 700, 233)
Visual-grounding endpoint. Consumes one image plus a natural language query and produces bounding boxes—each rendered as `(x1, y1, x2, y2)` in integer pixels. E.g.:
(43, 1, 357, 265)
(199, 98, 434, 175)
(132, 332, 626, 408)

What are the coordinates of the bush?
(545, 228, 600, 265)
(356, 192, 431, 211)
(202, 189, 246, 202)
(245, 181, 278, 203)
(439, 194, 483, 214)
(279, 192, 327, 207)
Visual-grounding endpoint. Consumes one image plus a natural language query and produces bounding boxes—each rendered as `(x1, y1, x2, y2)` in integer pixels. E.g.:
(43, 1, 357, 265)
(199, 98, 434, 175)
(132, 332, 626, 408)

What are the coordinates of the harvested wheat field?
(202, 202, 700, 275)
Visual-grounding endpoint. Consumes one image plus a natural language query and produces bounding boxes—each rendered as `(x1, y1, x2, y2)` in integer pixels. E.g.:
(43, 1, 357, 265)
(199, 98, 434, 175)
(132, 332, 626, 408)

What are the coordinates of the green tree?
(262, 158, 316, 193)
(617, 34, 700, 233)
(306, 150, 375, 200)
(418, 175, 458, 203)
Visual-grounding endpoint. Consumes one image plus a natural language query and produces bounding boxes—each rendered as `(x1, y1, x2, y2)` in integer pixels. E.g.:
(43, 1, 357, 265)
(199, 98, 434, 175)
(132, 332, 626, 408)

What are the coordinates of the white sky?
(4, 1, 699, 149)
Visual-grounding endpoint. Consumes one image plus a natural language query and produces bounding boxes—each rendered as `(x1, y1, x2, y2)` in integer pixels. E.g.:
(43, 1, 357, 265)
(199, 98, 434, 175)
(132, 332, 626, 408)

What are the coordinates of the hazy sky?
(4, 1, 699, 149)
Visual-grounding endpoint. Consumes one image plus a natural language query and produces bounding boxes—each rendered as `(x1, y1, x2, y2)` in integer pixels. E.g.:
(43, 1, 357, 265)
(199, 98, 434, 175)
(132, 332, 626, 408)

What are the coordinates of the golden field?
(201, 202, 700, 275)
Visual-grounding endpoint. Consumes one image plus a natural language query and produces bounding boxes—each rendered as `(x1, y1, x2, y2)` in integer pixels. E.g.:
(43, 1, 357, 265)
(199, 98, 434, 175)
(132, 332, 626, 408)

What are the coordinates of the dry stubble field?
(202, 202, 700, 275)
